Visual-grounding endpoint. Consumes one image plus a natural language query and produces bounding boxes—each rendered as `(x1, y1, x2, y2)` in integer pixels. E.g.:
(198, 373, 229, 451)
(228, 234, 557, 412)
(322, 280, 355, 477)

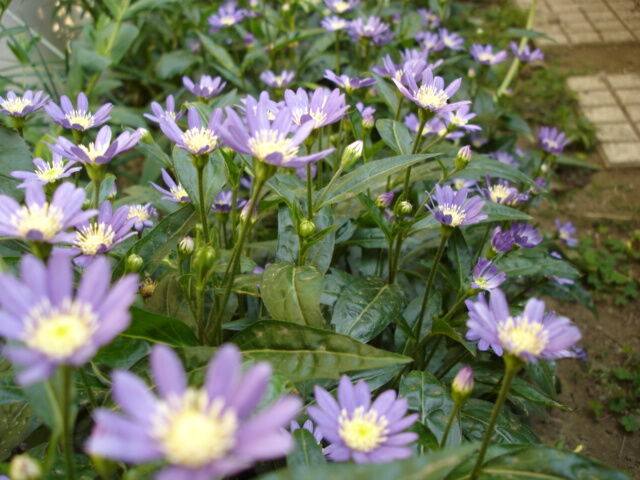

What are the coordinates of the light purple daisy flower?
(491, 151, 520, 168)
(259, 70, 296, 89)
(451, 178, 476, 190)
(220, 95, 335, 168)
(324, 70, 376, 92)
(144, 95, 184, 124)
(428, 184, 487, 227)
(324, 0, 359, 14)
(11, 154, 82, 188)
(416, 31, 444, 52)
(400, 48, 431, 65)
(308, 376, 418, 463)
(52, 126, 141, 165)
(73, 201, 137, 267)
(86, 344, 301, 478)
(159, 106, 222, 156)
(555, 219, 578, 247)
(484, 178, 529, 206)
(355, 102, 375, 128)
(439, 28, 465, 51)
(446, 104, 481, 132)
(44, 92, 112, 131)
(511, 222, 542, 248)
(0, 90, 49, 117)
(465, 289, 582, 363)
(472, 258, 506, 291)
(283, 87, 348, 129)
(418, 8, 440, 29)
(510, 41, 544, 62)
(183, 75, 226, 99)
(347, 17, 393, 46)
(405, 115, 463, 140)
(0, 182, 96, 244)
(127, 203, 157, 232)
(393, 67, 468, 115)
(207, 1, 247, 32)
(211, 190, 247, 213)
(538, 126, 569, 154)
(290, 419, 323, 444)
(321, 15, 349, 31)
(491, 226, 515, 253)
(0, 252, 137, 385)
(470, 44, 509, 66)
(151, 169, 190, 203)
(375, 191, 395, 208)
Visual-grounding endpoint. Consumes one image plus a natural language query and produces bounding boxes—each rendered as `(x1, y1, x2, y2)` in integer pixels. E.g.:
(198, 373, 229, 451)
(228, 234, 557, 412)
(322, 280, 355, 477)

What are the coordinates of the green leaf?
(197, 33, 244, 88)
(376, 119, 413, 155)
(123, 307, 198, 347)
(125, 0, 179, 18)
(458, 155, 540, 190)
(94, 336, 150, 369)
(331, 275, 406, 343)
(232, 321, 411, 382)
(287, 429, 326, 469)
(173, 148, 225, 213)
(400, 371, 462, 447)
(461, 399, 538, 444)
(261, 263, 326, 328)
(109, 22, 139, 64)
(447, 228, 472, 291)
(478, 202, 532, 224)
(0, 125, 32, 199)
(0, 401, 32, 460)
(373, 75, 399, 113)
(155, 50, 199, 79)
(497, 248, 580, 280)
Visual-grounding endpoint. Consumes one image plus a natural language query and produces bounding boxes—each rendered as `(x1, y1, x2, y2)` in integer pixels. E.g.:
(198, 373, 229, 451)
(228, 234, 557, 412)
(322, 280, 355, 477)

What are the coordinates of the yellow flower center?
(488, 184, 513, 204)
(170, 184, 189, 202)
(75, 222, 115, 256)
(127, 205, 150, 222)
(24, 299, 97, 359)
(248, 129, 299, 163)
(330, 19, 346, 29)
(333, 1, 350, 12)
(35, 161, 65, 183)
(543, 139, 559, 149)
(79, 142, 108, 163)
(219, 16, 236, 26)
(477, 52, 496, 63)
(64, 110, 94, 129)
(11, 203, 64, 240)
(450, 113, 467, 126)
(438, 204, 466, 227)
(1, 97, 32, 114)
(154, 389, 238, 468)
(497, 316, 548, 357)
(339, 407, 388, 452)
(415, 85, 448, 109)
(443, 37, 456, 47)
(474, 276, 489, 289)
(182, 127, 218, 154)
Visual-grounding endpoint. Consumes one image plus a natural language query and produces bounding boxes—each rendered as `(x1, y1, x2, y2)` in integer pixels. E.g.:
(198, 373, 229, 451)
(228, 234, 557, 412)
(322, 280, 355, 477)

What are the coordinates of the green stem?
(92, 178, 101, 210)
(196, 164, 210, 244)
(334, 31, 341, 74)
(61, 366, 76, 480)
(473, 223, 492, 265)
(314, 165, 343, 213)
(440, 401, 460, 447)
(306, 163, 313, 219)
(388, 232, 404, 284)
(79, 368, 97, 410)
(469, 355, 523, 480)
(402, 110, 428, 201)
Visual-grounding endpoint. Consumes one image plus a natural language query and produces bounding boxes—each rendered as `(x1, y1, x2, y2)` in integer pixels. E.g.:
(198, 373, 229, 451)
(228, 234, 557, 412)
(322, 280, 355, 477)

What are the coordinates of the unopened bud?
(375, 191, 395, 208)
(125, 254, 143, 273)
(341, 140, 364, 169)
(396, 200, 413, 216)
(455, 145, 472, 170)
(9, 454, 41, 480)
(451, 365, 474, 404)
(299, 219, 316, 237)
(193, 245, 216, 272)
(139, 278, 158, 298)
(467, 67, 477, 79)
(178, 236, 195, 256)
(136, 127, 153, 144)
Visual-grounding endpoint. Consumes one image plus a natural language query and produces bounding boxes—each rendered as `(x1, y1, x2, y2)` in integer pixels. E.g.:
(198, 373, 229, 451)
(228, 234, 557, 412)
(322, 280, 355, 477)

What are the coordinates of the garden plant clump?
(0, 0, 633, 479)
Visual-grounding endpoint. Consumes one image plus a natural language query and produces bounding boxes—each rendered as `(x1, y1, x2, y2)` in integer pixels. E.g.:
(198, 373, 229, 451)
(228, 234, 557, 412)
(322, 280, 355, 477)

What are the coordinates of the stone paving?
(567, 74, 640, 166)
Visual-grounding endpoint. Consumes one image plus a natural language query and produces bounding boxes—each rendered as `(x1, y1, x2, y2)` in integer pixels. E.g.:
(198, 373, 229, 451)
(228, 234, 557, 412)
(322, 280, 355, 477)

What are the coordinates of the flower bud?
(451, 365, 474, 404)
(396, 200, 413, 217)
(375, 191, 395, 209)
(299, 218, 316, 237)
(193, 245, 216, 272)
(125, 254, 143, 273)
(178, 236, 195, 256)
(455, 145, 472, 170)
(139, 278, 158, 298)
(107, 182, 117, 200)
(136, 127, 153, 144)
(9, 454, 41, 480)
(341, 140, 364, 169)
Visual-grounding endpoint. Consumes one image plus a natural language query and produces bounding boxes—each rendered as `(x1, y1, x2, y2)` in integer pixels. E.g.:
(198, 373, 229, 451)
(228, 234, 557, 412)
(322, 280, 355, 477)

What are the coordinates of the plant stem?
(473, 223, 492, 265)
(79, 368, 97, 410)
(401, 110, 428, 201)
(92, 179, 101, 210)
(440, 401, 460, 447)
(388, 232, 404, 284)
(469, 355, 523, 480)
(306, 163, 313, 219)
(196, 163, 210, 244)
(61, 366, 76, 480)
(334, 31, 341, 73)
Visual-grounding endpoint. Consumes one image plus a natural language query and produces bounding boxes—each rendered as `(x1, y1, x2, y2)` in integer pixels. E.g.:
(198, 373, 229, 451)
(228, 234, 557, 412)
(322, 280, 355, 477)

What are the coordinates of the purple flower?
(290, 419, 323, 444)
(321, 16, 349, 31)
(211, 190, 247, 213)
(491, 151, 519, 168)
(428, 184, 487, 227)
(159, 106, 222, 156)
(393, 67, 468, 114)
(348, 17, 393, 46)
(52, 126, 141, 165)
(220, 95, 334, 168)
(183, 75, 226, 99)
(438, 28, 465, 51)
(446, 104, 481, 132)
(471, 258, 506, 291)
(151, 169, 190, 203)
(73, 201, 136, 267)
(284, 87, 348, 129)
(308, 376, 418, 463)
(405, 115, 463, 140)
(375, 191, 395, 208)
(324, 0, 359, 13)
(555, 219, 578, 247)
(324, 70, 376, 92)
(512, 222, 542, 248)
(538, 126, 569, 154)
(207, 1, 247, 32)
(0, 182, 95, 243)
(465, 289, 582, 363)
(470, 44, 508, 65)
(44, 92, 112, 131)
(484, 178, 529, 206)
(356, 102, 375, 128)
(127, 203, 157, 232)
(0, 90, 49, 117)
(510, 41, 544, 62)
(451, 365, 474, 399)
(491, 226, 515, 253)
(260, 70, 295, 89)
(451, 178, 476, 190)
(418, 8, 440, 29)
(86, 344, 301, 478)
(144, 95, 184, 124)
(0, 252, 137, 384)
(416, 32, 444, 52)
(11, 154, 82, 188)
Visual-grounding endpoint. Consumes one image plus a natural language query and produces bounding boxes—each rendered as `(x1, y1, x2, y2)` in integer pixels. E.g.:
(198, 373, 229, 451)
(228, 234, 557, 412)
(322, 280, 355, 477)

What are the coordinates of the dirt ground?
(529, 43, 640, 478)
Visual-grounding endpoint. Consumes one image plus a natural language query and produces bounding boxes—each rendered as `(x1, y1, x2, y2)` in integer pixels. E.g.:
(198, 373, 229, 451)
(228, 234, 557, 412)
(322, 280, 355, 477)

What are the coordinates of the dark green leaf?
(497, 248, 580, 280)
(376, 119, 413, 155)
(461, 399, 538, 444)
(123, 307, 198, 347)
(287, 429, 326, 469)
(155, 50, 199, 79)
(0, 125, 31, 199)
